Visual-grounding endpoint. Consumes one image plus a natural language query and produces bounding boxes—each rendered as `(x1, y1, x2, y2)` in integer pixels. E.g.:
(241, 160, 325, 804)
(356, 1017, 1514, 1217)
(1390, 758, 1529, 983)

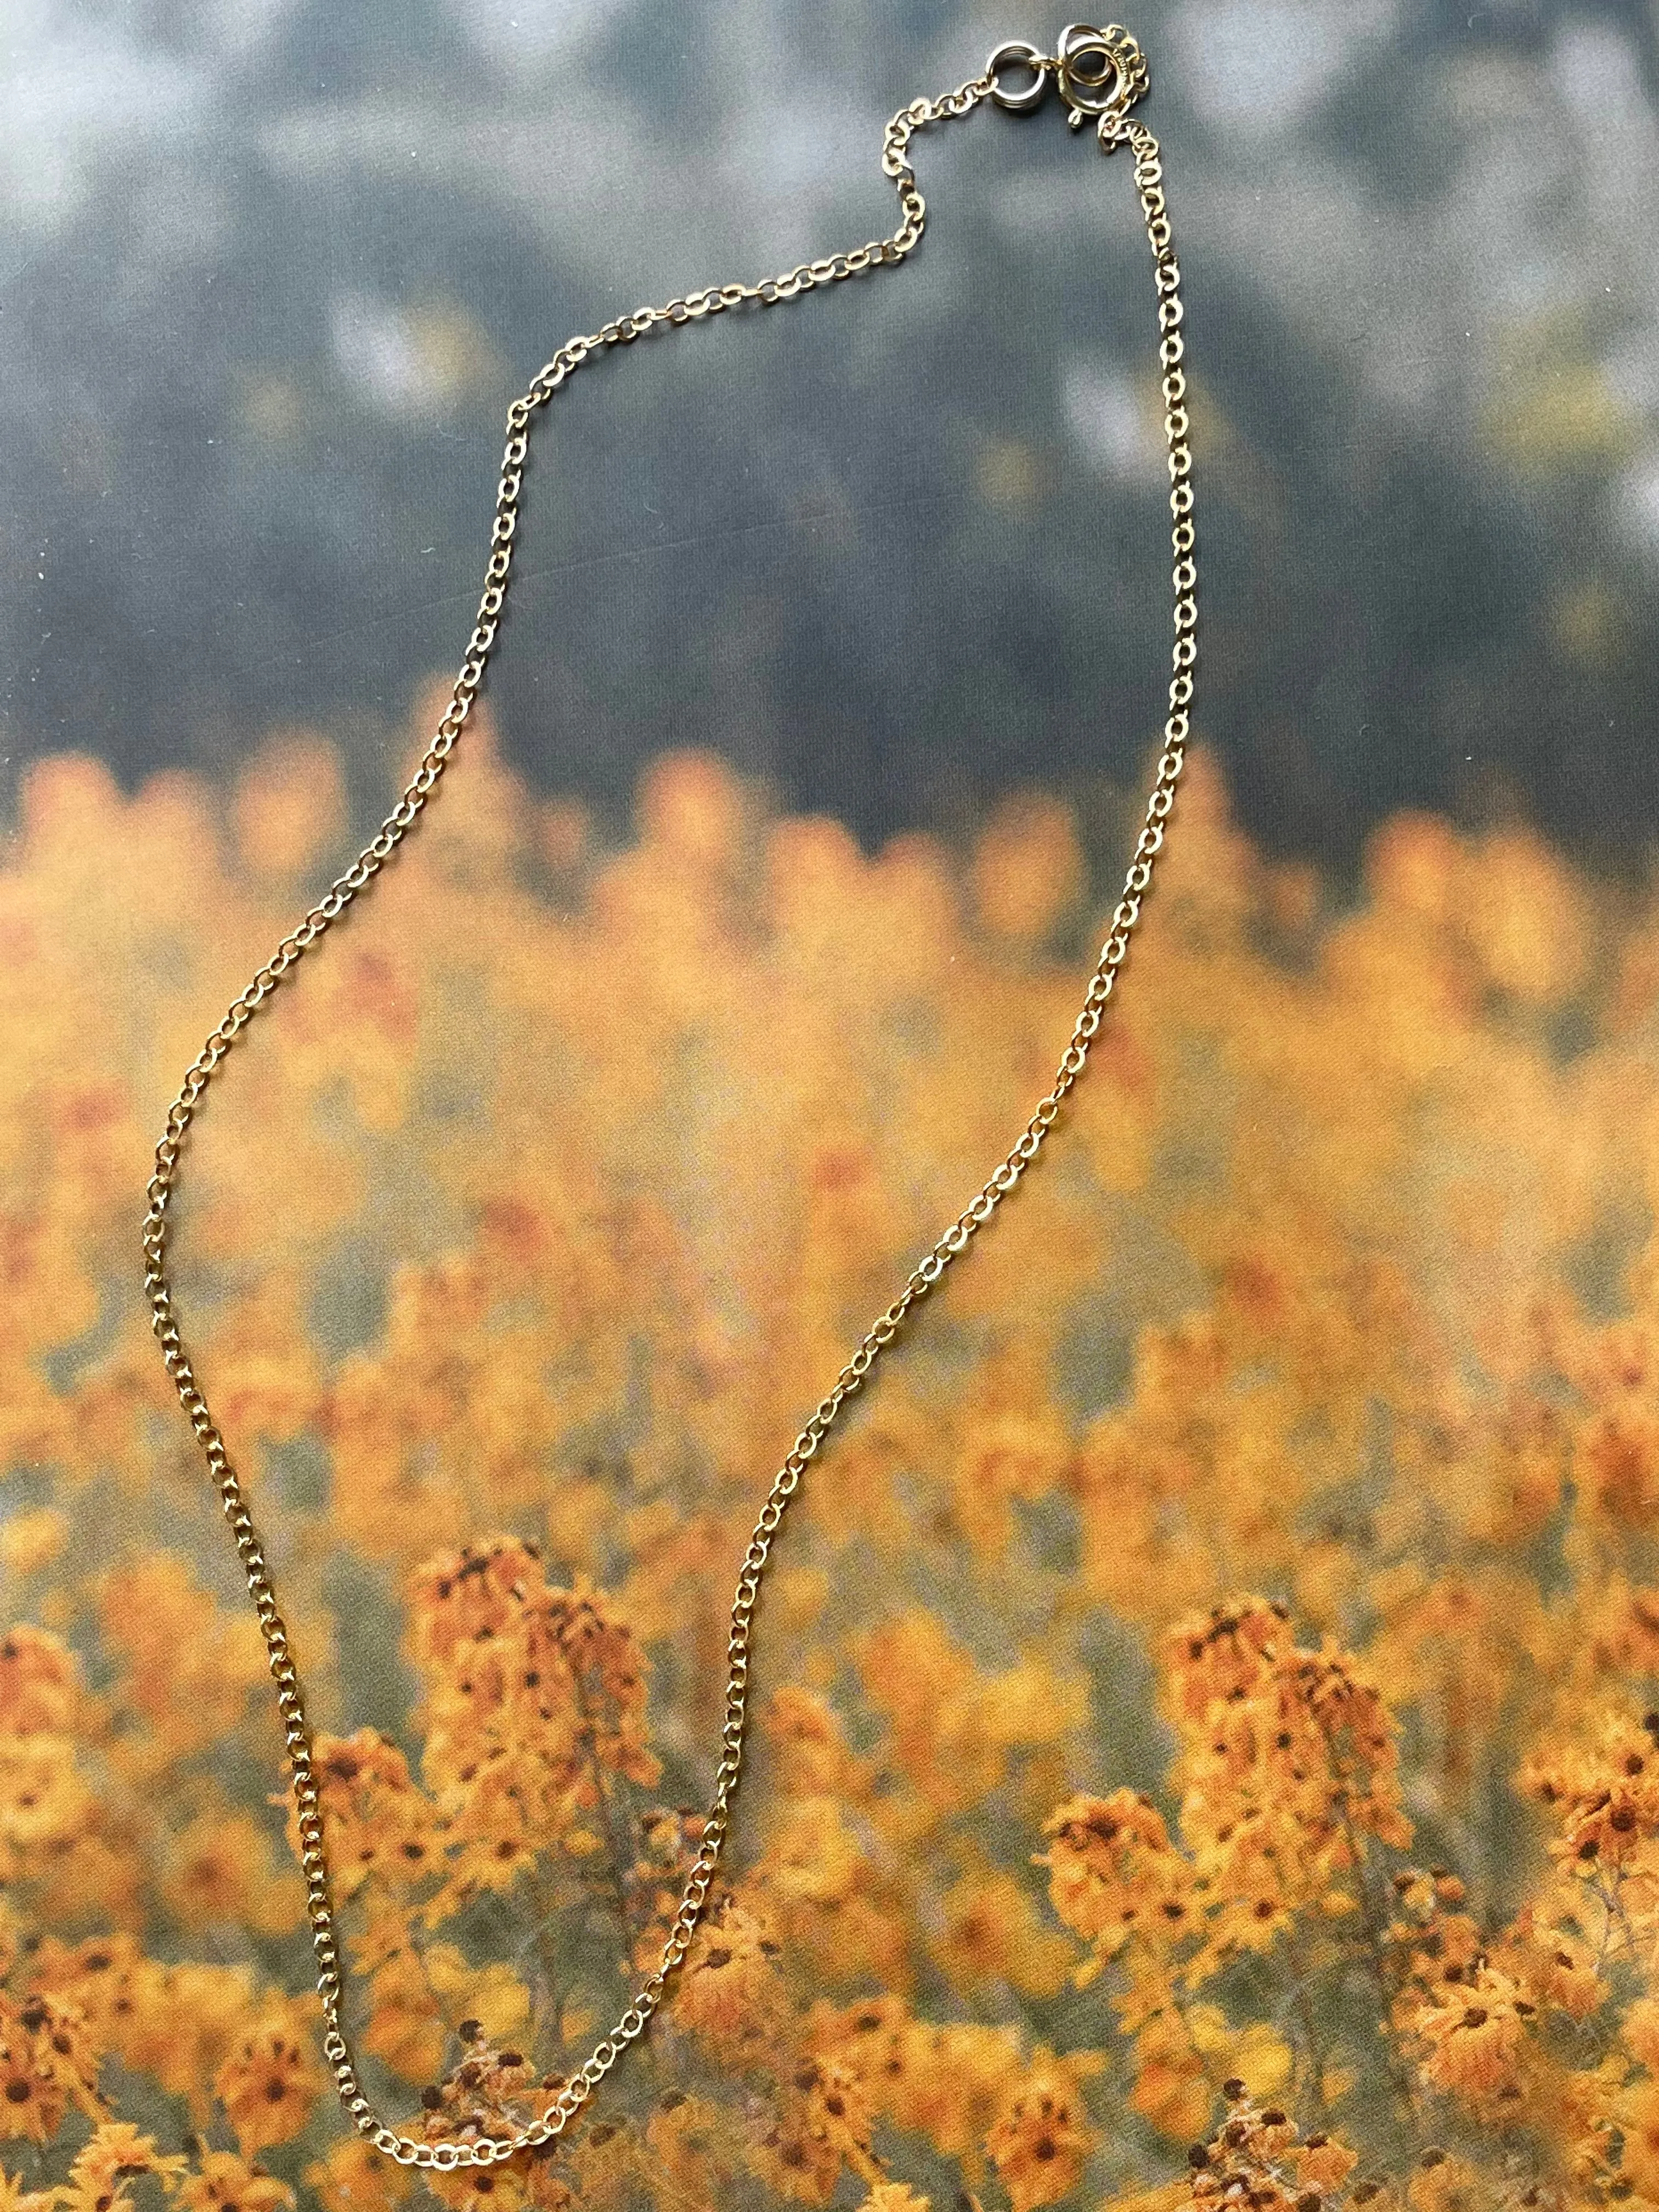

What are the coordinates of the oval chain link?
(142, 64, 1195, 2170)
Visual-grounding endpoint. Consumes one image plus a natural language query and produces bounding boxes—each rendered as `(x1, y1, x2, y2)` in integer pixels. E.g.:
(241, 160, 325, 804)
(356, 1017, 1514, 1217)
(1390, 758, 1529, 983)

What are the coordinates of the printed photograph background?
(5, 4, 1659, 2212)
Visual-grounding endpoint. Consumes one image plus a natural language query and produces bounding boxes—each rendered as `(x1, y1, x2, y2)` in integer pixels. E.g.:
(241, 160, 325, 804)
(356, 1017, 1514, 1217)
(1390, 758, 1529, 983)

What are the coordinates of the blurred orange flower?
(5, 727, 1659, 2209)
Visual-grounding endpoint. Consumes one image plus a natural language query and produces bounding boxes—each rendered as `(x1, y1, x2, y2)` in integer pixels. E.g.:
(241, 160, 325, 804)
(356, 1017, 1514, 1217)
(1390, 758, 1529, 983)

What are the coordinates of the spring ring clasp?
(1056, 23, 1126, 121)
(986, 22, 1148, 132)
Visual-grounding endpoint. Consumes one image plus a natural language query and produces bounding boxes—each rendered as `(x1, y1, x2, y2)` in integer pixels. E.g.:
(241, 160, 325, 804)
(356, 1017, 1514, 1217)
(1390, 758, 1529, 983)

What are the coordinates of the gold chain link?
(142, 29, 1195, 2170)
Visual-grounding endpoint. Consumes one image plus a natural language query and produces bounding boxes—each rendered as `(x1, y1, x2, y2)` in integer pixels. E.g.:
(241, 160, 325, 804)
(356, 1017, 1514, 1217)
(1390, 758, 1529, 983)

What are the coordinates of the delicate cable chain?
(143, 40, 1195, 2172)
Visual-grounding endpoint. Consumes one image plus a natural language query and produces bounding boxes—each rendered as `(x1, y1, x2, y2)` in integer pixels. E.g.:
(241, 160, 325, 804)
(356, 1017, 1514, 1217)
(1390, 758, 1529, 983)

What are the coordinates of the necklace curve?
(143, 23, 1198, 2171)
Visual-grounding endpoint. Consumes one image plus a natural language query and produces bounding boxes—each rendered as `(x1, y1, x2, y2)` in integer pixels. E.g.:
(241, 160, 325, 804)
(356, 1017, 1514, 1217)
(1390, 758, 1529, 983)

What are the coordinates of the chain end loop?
(986, 22, 1150, 129)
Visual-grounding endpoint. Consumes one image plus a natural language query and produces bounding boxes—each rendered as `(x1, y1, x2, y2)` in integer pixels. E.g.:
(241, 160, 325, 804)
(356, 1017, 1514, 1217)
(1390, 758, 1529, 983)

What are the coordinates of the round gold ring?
(986, 38, 1050, 114)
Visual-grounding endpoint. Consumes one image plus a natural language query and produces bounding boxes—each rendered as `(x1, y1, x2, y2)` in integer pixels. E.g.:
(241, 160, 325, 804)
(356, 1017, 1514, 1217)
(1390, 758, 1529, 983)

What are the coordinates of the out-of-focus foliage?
(6, 715, 1659, 2208)
(3, 0, 1658, 864)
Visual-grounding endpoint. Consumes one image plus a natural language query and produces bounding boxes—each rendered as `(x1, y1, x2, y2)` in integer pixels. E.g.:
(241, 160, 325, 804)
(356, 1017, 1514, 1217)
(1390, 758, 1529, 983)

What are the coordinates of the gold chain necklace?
(143, 24, 1196, 2173)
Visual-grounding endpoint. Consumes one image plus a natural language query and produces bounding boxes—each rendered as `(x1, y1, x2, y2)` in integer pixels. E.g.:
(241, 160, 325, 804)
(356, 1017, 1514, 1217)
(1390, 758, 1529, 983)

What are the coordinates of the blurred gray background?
(2, 0, 1656, 878)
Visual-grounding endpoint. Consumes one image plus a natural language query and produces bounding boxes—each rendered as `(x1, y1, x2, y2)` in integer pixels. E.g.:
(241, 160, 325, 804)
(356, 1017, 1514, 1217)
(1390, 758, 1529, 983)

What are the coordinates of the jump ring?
(987, 39, 1049, 112)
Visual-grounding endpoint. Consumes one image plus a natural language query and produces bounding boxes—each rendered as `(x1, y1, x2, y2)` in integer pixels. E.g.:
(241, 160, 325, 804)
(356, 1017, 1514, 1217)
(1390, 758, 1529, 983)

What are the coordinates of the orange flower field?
(6, 705, 1659, 2212)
